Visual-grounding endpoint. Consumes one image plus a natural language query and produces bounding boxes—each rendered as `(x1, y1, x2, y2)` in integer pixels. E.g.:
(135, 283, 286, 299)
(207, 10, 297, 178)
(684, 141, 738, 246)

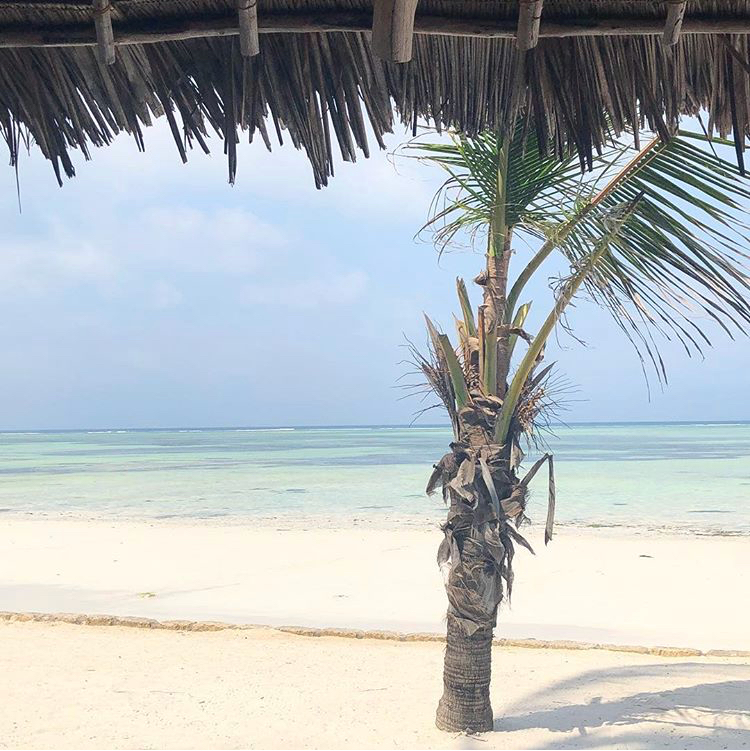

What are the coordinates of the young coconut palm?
(406, 128, 750, 733)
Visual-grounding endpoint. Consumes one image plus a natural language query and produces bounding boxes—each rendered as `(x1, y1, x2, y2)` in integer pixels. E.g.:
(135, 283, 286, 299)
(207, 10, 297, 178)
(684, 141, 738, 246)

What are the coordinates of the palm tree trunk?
(489, 234, 512, 397)
(483, 235, 511, 329)
(432, 443, 512, 734)
(480, 230, 513, 397)
(435, 615, 494, 732)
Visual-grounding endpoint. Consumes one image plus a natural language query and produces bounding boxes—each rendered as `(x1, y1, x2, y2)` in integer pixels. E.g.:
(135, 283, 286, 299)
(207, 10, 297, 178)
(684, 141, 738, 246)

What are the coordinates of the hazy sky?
(0, 121, 748, 430)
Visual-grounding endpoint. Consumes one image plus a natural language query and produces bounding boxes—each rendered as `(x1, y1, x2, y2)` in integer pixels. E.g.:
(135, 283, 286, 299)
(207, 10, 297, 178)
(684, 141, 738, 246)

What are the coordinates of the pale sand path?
(1, 621, 749, 750)
(1, 517, 748, 650)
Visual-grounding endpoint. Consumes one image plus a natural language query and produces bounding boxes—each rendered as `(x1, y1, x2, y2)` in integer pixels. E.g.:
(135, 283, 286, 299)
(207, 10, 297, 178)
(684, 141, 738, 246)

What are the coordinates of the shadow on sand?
(494, 662, 750, 749)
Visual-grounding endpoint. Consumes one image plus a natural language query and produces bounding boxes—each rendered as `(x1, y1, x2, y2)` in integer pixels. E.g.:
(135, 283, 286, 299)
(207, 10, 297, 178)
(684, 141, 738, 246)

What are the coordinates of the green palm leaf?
(556, 132, 750, 374)
(404, 126, 584, 254)
(411, 127, 750, 381)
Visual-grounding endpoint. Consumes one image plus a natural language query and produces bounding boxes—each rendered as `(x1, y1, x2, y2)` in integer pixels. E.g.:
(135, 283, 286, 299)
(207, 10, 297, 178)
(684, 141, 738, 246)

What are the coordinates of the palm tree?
(405, 127, 750, 733)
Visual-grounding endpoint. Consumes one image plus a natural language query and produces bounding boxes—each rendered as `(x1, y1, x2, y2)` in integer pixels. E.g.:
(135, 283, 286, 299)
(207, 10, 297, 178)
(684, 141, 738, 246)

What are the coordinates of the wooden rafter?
(371, 0, 420, 62)
(4, 11, 750, 50)
(516, 0, 544, 51)
(663, 0, 687, 46)
(237, 0, 259, 56)
(92, 0, 115, 64)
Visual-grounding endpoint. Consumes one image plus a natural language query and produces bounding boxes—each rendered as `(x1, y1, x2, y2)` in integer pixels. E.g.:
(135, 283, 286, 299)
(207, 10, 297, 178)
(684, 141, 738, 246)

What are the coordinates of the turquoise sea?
(1, 423, 749, 534)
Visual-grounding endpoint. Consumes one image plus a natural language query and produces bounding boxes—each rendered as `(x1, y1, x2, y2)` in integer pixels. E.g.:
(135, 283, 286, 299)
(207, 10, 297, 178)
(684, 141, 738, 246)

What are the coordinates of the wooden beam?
(371, 0, 420, 62)
(237, 0, 259, 56)
(3, 11, 750, 51)
(92, 0, 115, 64)
(663, 0, 687, 46)
(516, 0, 544, 51)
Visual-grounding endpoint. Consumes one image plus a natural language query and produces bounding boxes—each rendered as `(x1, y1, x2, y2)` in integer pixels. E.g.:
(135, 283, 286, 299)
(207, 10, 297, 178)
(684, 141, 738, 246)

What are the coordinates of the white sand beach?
(1, 517, 749, 651)
(2, 517, 750, 749)
(2, 619, 750, 750)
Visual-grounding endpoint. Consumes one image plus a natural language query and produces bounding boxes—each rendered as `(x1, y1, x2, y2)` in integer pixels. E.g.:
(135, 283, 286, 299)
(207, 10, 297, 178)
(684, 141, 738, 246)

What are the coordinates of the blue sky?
(0, 122, 748, 430)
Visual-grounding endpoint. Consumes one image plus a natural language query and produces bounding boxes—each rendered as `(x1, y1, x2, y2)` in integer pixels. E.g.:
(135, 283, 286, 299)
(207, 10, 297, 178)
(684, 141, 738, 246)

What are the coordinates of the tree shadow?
(493, 662, 750, 749)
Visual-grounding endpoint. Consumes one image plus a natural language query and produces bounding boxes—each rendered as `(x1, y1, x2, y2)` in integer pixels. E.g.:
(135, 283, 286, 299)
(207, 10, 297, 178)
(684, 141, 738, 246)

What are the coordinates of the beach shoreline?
(2, 516, 748, 652)
(3, 508, 749, 536)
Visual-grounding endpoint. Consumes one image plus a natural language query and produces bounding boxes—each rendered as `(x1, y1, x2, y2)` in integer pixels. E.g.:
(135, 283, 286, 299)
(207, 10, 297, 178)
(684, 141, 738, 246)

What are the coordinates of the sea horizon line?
(1, 419, 750, 434)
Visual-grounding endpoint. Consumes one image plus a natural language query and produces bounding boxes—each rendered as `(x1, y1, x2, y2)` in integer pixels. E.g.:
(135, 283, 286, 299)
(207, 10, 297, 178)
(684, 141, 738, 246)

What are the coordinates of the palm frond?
(557, 132, 750, 372)
(403, 127, 584, 253)
(496, 196, 642, 443)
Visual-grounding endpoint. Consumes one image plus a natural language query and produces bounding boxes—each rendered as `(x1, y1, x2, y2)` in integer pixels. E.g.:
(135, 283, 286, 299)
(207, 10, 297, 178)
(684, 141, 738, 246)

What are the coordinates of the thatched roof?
(3, 1, 750, 186)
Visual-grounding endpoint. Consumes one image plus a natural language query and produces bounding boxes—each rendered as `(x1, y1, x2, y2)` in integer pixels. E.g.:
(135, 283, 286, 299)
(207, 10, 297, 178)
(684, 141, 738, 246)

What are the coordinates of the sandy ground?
(1, 517, 749, 651)
(2, 620, 749, 750)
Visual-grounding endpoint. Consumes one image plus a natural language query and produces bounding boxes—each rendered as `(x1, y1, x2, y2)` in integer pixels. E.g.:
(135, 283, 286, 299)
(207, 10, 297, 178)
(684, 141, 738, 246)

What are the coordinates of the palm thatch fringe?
(4, 5, 750, 185)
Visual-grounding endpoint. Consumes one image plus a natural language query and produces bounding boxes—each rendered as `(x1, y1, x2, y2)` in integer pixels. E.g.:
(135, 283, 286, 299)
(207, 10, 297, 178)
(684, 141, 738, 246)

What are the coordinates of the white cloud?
(0, 118, 443, 313)
(149, 281, 183, 310)
(137, 206, 288, 275)
(55, 242, 117, 280)
(35, 118, 442, 226)
(0, 227, 118, 296)
(315, 147, 438, 221)
(0, 202, 291, 302)
(240, 271, 367, 308)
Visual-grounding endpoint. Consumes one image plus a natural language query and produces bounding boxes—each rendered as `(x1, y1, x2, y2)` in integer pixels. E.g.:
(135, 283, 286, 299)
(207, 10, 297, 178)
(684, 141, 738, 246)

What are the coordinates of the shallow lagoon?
(1, 423, 749, 533)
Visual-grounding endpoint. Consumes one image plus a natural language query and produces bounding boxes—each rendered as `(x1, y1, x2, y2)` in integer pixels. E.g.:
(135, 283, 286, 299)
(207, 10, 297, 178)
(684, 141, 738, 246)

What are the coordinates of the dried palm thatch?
(4, 1, 750, 186)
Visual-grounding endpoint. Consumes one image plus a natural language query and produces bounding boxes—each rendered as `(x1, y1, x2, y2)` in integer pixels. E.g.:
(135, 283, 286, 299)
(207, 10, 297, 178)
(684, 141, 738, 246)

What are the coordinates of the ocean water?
(0, 423, 749, 534)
